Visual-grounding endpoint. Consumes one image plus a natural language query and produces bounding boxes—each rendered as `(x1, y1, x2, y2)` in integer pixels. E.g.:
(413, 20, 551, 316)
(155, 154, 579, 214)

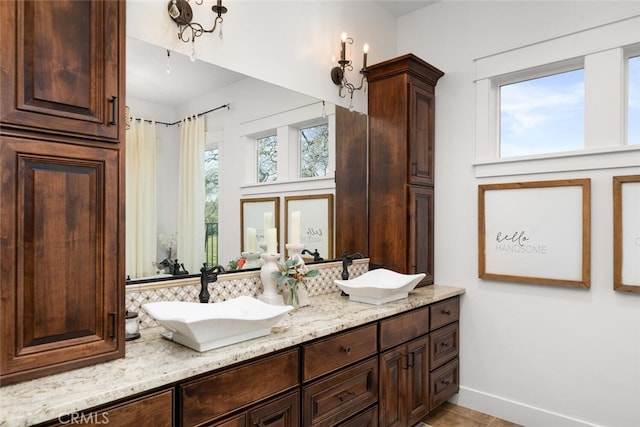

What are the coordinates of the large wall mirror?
(126, 37, 367, 282)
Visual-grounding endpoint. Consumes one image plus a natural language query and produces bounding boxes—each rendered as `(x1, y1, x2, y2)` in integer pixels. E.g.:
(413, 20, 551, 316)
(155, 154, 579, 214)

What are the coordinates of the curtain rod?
(132, 103, 231, 127)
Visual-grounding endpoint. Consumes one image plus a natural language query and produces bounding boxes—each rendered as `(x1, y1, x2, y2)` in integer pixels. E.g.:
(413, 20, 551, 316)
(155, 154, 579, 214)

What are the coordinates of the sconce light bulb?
(341, 32, 348, 42)
(363, 43, 369, 53)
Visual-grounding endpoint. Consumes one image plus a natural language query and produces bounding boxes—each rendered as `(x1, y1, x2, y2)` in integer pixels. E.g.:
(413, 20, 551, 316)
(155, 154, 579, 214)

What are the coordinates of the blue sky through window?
(629, 55, 639, 145)
(500, 69, 585, 157)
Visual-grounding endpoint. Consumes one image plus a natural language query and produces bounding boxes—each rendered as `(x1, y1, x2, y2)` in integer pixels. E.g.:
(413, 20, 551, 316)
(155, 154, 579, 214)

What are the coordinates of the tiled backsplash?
(126, 259, 369, 329)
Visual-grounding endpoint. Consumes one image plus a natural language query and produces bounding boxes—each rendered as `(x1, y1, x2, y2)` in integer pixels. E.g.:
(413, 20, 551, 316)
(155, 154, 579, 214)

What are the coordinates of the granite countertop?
(0, 285, 465, 427)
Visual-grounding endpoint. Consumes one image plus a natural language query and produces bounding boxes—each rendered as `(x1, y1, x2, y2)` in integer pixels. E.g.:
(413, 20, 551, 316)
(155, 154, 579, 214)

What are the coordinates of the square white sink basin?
(142, 296, 293, 352)
(334, 269, 426, 305)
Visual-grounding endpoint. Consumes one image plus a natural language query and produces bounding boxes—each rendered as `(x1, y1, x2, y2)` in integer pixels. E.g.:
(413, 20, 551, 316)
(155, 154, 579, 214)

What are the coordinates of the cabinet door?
(379, 336, 430, 427)
(408, 186, 434, 284)
(249, 390, 300, 427)
(378, 346, 404, 427)
(0, 0, 123, 141)
(0, 136, 124, 384)
(405, 336, 430, 426)
(408, 83, 435, 186)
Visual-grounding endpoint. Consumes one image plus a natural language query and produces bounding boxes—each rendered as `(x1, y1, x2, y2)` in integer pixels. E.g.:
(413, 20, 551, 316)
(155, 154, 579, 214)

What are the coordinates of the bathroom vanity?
(1, 285, 463, 427)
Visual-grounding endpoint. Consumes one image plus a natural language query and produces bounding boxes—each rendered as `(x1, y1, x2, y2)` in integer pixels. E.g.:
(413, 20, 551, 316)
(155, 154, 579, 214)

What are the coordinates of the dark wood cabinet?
(0, 0, 125, 385)
(378, 307, 431, 427)
(367, 54, 444, 284)
(0, 0, 123, 141)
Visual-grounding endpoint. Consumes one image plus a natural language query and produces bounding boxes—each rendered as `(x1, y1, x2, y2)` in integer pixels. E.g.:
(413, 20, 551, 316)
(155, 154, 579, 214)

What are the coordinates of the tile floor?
(420, 402, 522, 427)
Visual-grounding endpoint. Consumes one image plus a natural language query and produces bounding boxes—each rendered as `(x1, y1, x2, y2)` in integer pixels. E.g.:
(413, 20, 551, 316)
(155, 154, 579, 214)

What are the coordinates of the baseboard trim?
(449, 386, 600, 427)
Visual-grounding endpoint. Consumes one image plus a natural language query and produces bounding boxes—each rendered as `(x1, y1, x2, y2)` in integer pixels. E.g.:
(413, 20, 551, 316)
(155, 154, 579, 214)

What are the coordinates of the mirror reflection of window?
(300, 123, 329, 178)
(205, 148, 219, 266)
(257, 134, 277, 182)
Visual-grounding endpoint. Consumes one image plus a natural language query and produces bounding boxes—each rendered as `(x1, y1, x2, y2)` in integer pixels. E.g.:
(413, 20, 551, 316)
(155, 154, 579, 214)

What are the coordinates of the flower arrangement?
(227, 257, 247, 271)
(271, 256, 319, 308)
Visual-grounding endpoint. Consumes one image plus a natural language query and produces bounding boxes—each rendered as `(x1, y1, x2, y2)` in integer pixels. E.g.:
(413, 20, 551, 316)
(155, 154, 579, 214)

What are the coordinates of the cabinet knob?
(341, 346, 352, 355)
(442, 309, 451, 315)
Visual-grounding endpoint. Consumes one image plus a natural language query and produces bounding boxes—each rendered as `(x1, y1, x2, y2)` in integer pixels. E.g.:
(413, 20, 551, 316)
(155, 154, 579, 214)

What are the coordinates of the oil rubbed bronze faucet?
(199, 264, 225, 303)
(301, 248, 323, 262)
(341, 252, 364, 296)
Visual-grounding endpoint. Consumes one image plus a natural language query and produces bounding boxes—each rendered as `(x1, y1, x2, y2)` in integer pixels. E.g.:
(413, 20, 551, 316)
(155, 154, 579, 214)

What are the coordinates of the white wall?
(398, 2, 640, 426)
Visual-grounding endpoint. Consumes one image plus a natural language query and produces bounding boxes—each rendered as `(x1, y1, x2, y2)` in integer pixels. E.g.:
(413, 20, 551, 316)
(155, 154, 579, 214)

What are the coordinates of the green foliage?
(271, 257, 319, 290)
(300, 124, 329, 178)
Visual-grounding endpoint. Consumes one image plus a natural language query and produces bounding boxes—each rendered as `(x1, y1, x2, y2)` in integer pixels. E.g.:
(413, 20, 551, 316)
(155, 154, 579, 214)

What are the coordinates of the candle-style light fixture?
(167, 0, 228, 61)
(330, 32, 369, 108)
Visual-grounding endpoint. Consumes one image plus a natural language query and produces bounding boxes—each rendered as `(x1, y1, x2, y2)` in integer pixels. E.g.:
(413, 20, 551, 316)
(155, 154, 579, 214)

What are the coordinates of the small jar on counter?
(125, 310, 140, 341)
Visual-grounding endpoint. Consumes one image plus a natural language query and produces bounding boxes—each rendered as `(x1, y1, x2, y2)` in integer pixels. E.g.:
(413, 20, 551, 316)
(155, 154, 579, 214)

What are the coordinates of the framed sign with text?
(478, 179, 591, 288)
(284, 194, 334, 260)
(613, 175, 640, 292)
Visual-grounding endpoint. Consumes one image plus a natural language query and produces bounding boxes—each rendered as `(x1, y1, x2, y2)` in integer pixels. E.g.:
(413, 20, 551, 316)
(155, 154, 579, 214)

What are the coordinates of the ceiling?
(126, 1, 439, 109)
(374, 1, 438, 17)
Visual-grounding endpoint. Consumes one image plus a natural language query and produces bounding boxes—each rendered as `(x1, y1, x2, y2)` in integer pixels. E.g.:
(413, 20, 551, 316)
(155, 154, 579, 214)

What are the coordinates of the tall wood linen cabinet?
(367, 54, 444, 284)
(0, 0, 126, 385)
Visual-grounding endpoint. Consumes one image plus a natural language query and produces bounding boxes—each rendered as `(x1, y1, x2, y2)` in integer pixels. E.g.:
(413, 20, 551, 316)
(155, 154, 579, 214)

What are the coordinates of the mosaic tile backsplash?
(126, 259, 369, 329)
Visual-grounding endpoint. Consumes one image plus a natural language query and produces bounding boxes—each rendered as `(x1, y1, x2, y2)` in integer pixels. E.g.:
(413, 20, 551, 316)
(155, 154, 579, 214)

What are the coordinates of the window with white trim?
(628, 54, 639, 145)
(257, 134, 277, 183)
(500, 68, 585, 157)
(300, 122, 329, 178)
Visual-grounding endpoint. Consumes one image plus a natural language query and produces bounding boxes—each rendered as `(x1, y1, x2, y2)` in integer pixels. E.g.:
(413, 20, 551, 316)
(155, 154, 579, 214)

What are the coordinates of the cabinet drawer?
(429, 358, 459, 411)
(303, 357, 378, 426)
(429, 322, 459, 369)
(338, 405, 378, 427)
(48, 389, 173, 426)
(181, 349, 299, 426)
(379, 306, 429, 351)
(303, 324, 377, 381)
(430, 297, 459, 330)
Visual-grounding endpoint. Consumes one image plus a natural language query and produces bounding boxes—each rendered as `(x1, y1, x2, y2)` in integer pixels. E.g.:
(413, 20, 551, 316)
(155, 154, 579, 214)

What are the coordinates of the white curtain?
(177, 115, 206, 274)
(125, 116, 158, 279)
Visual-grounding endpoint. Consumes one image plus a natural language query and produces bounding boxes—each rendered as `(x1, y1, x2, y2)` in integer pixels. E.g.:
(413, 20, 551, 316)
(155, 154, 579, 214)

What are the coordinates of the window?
(500, 68, 585, 157)
(629, 55, 639, 145)
(257, 134, 277, 182)
(300, 123, 329, 178)
(204, 148, 219, 265)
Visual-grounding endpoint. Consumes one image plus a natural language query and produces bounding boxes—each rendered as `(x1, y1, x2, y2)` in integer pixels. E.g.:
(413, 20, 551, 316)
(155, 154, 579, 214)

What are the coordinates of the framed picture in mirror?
(613, 174, 640, 292)
(240, 197, 280, 254)
(284, 194, 334, 260)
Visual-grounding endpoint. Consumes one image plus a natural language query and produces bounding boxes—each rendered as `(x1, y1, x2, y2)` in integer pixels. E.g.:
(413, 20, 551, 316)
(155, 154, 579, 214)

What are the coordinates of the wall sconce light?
(167, 0, 228, 61)
(330, 32, 369, 109)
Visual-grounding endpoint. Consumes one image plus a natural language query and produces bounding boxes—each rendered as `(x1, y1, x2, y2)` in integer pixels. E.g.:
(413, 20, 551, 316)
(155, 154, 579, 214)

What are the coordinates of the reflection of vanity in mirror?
(126, 37, 367, 282)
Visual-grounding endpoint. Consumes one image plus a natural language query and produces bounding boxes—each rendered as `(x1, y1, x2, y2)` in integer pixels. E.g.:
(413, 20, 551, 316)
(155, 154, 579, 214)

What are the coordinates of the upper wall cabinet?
(367, 54, 444, 283)
(0, 0, 125, 385)
(0, 0, 122, 142)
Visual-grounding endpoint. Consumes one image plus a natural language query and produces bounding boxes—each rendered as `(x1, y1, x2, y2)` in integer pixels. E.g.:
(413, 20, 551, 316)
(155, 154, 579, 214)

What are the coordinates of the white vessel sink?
(142, 296, 293, 352)
(334, 269, 426, 305)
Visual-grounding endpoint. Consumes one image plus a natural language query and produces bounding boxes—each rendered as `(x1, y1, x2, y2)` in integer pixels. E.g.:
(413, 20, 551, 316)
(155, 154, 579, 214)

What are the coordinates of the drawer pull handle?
(109, 96, 118, 126)
(341, 346, 352, 355)
(441, 380, 451, 386)
(109, 312, 117, 340)
(440, 342, 450, 348)
(336, 390, 356, 402)
(442, 309, 451, 315)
